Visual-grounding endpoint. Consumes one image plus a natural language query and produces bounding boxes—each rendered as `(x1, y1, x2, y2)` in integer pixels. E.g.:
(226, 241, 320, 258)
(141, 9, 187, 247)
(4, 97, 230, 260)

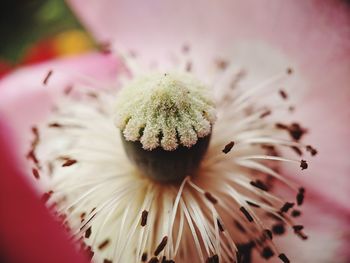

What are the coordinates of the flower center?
(115, 72, 216, 183)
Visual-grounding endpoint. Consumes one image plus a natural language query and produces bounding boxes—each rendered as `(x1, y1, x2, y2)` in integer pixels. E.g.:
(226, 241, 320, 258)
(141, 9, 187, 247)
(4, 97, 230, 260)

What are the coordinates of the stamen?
(206, 254, 219, 263)
(204, 192, 218, 204)
(306, 145, 318, 156)
(260, 110, 271, 118)
(154, 237, 168, 256)
(272, 224, 286, 235)
(43, 70, 53, 85)
(300, 160, 308, 170)
(263, 229, 273, 240)
(98, 239, 110, 250)
(142, 252, 148, 261)
(296, 188, 305, 206)
(62, 159, 77, 167)
(280, 202, 294, 213)
(250, 180, 268, 191)
(276, 122, 308, 141)
(279, 253, 290, 263)
(291, 210, 301, 217)
(32, 168, 40, 179)
(148, 257, 159, 263)
(279, 89, 288, 100)
(85, 226, 92, 238)
(141, 210, 149, 227)
(240, 207, 254, 222)
(222, 141, 235, 154)
(261, 246, 274, 259)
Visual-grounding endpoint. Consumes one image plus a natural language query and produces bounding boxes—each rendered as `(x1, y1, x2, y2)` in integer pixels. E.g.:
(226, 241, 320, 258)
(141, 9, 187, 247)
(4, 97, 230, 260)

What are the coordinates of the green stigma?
(115, 72, 216, 183)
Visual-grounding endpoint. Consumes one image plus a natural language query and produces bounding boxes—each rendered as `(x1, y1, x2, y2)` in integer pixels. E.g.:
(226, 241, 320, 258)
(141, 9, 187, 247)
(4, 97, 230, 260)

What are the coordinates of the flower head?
(1, 1, 349, 263)
(25, 45, 320, 263)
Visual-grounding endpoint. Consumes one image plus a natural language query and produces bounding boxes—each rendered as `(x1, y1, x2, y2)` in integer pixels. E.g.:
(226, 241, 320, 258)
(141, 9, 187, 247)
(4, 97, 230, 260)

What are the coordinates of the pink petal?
(266, 190, 350, 263)
(0, 52, 119, 164)
(0, 120, 90, 263)
(68, 1, 350, 260)
(67, 0, 350, 211)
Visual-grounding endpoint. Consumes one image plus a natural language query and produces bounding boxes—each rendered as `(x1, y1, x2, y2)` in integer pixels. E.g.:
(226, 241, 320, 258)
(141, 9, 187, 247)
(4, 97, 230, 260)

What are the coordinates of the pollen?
(115, 72, 216, 151)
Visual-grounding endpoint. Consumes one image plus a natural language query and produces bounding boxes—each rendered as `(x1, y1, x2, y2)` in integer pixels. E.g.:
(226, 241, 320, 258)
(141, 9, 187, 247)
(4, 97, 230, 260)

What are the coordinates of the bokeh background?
(0, 0, 96, 78)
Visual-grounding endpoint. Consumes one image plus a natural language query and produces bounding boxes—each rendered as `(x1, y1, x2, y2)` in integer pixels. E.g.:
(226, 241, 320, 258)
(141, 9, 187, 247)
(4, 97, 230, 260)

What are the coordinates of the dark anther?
(85, 226, 92, 238)
(300, 160, 308, 170)
(154, 236, 168, 256)
(286, 68, 293, 75)
(246, 201, 260, 208)
(250, 180, 268, 191)
(222, 141, 235, 154)
(85, 246, 94, 260)
(48, 122, 63, 128)
(234, 220, 246, 233)
(293, 225, 304, 232)
(206, 254, 219, 263)
(98, 239, 110, 250)
(278, 253, 290, 263)
(62, 159, 77, 167)
(43, 70, 53, 85)
(279, 89, 288, 100)
(31, 126, 39, 146)
(296, 188, 305, 205)
(142, 252, 148, 262)
(263, 229, 273, 240)
(237, 241, 255, 263)
(296, 231, 308, 240)
(240, 207, 254, 222)
(103, 259, 112, 263)
(260, 110, 271, 118)
(272, 223, 285, 235)
(205, 192, 218, 204)
(291, 146, 302, 156)
(306, 145, 318, 156)
(148, 257, 159, 263)
(280, 202, 294, 213)
(217, 218, 224, 232)
(261, 246, 274, 259)
(32, 168, 40, 179)
(161, 256, 175, 263)
(276, 122, 307, 141)
(289, 123, 307, 141)
(261, 145, 279, 156)
(275, 123, 288, 130)
(80, 212, 86, 220)
(27, 149, 39, 164)
(41, 191, 53, 204)
(141, 210, 149, 227)
(293, 225, 308, 240)
(291, 210, 302, 217)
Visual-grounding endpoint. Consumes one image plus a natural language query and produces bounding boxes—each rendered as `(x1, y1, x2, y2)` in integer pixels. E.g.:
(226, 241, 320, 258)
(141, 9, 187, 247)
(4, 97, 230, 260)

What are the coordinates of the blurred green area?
(0, 0, 93, 63)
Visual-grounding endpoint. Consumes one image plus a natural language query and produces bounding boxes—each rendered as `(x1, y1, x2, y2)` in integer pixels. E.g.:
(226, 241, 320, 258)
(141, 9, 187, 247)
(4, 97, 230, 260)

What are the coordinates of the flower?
(1, 1, 350, 263)
(26, 55, 314, 263)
